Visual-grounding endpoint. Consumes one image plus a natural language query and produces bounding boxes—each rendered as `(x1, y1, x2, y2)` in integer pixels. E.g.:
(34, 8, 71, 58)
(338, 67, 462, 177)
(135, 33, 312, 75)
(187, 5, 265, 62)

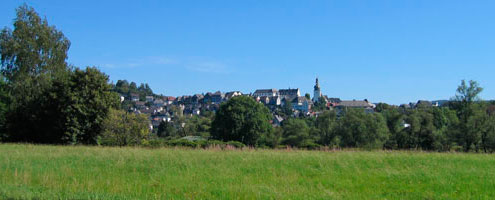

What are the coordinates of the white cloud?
(186, 61, 231, 74)
(100, 56, 233, 74)
(102, 63, 116, 68)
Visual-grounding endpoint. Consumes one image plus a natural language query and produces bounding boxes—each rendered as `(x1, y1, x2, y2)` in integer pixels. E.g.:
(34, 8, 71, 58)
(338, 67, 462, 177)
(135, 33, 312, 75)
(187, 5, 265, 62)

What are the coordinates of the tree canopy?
(0, 5, 118, 144)
(211, 95, 273, 146)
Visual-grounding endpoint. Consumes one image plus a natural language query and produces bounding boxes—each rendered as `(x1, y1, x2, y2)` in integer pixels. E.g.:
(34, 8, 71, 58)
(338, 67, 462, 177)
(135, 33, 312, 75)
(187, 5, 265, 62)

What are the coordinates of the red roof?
(164, 96, 176, 101)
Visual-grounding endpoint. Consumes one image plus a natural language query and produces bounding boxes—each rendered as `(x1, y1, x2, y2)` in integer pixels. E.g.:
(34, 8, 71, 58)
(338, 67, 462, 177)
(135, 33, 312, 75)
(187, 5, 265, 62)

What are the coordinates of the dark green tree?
(315, 110, 339, 146)
(281, 118, 311, 147)
(431, 107, 458, 151)
(1, 5, 118, 144)
(381, 107, 404, 149)
(0, 75, 9, 139)
(157, 120, 177, 138)
(405, 109, 437, 150)
(450, 80, 484, 151)
(211, 96, 272, 146)
(282, 100, 293, 116)
(129, 82, 138, 93)
(312, 96, 328, 111)
(114, 80, 130, 94)
(481, 111, 495, 152)
(337, 109, 390, 149)
(183, 115, 212, 137)
(464, 103, 488, 152)
(61, 67, 119, 144)
(1, 4, 71, 143)
(375, 103, 392, 113)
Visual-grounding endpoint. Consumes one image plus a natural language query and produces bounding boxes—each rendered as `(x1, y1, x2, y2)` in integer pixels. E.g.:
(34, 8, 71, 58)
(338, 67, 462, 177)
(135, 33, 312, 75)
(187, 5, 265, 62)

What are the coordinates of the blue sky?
(1, 0, 494, 104)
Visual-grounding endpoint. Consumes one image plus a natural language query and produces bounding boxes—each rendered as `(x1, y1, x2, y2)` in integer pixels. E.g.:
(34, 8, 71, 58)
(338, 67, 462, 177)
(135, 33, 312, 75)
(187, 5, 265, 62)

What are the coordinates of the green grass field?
(0, 144, 494, 199)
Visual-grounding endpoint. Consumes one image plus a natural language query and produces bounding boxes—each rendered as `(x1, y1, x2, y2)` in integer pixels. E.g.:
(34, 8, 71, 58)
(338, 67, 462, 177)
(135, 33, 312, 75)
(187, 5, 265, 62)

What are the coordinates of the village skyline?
(2, 1, 495, 104)
(121, 77, 453, 106)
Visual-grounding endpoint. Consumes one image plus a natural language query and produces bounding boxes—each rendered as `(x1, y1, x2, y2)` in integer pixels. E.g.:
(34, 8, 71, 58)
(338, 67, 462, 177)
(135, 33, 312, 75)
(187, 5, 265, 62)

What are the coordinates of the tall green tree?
(157, 120, 177, 138)
(405, 109, 437, 150)
(337, 109, 390, 149)
(59, 67, 119, 144)
(431, 107, 458, 151)
(114, 80, 130, 94)
(451, 80, 484, 151)
(1, 5, 118, 144)
(381, 107, 405, 149)
(481, 112, 495, 153)
(211, 96, 272, 146)
(0, 75, 9, 139)
(1, 5, 71, 143)
(0, 4, 70, 82)
(315, 110, 339, 146)
(282, 118, 311, 147)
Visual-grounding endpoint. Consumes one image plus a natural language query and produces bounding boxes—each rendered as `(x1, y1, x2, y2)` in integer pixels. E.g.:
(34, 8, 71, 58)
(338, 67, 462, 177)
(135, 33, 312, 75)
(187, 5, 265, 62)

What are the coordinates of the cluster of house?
(122, 78, 377, 129)
(400, 100, 446, 108)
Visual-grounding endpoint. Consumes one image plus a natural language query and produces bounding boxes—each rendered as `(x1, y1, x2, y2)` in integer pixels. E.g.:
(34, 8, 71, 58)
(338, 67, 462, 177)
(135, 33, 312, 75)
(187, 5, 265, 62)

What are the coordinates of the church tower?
(313, 77, 322, 102)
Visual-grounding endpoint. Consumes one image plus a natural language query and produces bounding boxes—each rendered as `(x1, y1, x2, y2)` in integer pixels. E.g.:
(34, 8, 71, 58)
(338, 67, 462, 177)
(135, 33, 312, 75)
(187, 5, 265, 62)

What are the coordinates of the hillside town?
(117, 78, 444, 130)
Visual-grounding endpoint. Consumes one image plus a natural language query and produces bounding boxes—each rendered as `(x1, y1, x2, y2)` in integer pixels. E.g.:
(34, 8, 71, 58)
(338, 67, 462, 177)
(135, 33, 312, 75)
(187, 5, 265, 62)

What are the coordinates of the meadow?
(0, 144, 494, 199)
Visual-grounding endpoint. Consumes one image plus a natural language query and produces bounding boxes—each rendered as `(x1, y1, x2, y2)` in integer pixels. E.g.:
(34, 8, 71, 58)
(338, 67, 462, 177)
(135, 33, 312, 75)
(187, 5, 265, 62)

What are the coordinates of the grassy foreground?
(0, 144, 494, 199)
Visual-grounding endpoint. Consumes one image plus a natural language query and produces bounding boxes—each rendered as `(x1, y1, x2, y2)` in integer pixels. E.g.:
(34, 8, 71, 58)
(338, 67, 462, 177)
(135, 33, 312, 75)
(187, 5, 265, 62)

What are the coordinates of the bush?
(299, 140, 321, 150)
(166, 139, 198, 148)
(99, 109, 150, 146)
(226, 141, 246, 148)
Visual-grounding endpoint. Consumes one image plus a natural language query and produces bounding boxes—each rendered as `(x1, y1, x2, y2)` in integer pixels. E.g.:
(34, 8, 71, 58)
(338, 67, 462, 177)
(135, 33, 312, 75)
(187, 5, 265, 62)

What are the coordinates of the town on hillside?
(115, 78, 445, 131)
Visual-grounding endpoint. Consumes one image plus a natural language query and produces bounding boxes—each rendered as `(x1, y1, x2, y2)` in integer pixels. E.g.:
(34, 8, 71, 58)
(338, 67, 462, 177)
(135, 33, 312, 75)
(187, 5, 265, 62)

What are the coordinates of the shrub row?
(144, 139, 246, 149)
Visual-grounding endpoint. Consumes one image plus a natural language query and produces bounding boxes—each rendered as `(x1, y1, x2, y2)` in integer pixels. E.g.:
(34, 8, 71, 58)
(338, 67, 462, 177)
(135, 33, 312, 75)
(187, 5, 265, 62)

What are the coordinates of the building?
(335, 99, 376, 113)
(224, 91, 243, 100)
(269, 96, 281, 106)
(189, 94, 203, 105)
(145, 96, 154, 102)
(153, 99, 165, 107)
(135, 101, 147, 110)
(253, 89, 278, 97)
(313, 78, 322, 102)
(415, 100, 433, 108)
(272, 115, 284, 126)
(204, 91, 224, 104)
(163, 96, 176, 105)
(130, 93, 139, 102)
(292, 96, 312, 113)
(279, 88, 300, 100)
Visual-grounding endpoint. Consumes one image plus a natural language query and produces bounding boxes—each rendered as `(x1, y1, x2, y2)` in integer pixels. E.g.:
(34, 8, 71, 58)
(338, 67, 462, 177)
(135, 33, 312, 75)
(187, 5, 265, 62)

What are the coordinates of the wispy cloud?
(101, 56, 233, 74)
(185, 61, 231, 74)
(102, 63, 116, 68)
(149, 56, 178, 65)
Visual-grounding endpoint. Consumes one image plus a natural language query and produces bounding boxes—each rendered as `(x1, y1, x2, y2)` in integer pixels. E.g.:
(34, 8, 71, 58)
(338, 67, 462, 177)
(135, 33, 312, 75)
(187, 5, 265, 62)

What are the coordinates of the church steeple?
(314, 78, 320, 90)
(313, 77, 322, 102)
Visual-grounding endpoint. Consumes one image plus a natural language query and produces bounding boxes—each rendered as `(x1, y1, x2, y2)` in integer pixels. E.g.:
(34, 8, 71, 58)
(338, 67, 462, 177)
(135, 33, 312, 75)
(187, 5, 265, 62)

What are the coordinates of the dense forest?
(1, 5, 495, 152)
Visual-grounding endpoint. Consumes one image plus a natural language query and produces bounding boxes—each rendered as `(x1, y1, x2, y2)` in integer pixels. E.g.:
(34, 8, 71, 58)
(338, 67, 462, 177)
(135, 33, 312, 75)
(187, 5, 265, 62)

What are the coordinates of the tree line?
(1, 5, 495, 152)
(153, 83, 495, 153)
(0, 5, 122, 144)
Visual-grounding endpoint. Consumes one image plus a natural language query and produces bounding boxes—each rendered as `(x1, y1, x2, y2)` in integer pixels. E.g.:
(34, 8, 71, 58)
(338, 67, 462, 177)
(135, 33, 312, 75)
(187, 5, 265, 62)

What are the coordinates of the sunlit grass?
(0, 144, 494, 199)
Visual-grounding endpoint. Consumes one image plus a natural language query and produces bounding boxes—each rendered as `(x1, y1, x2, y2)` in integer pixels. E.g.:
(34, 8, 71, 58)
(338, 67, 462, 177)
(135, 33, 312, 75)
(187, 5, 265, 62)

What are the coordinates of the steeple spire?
(314, 77, 320, 90)
(313, 77, 322, 102)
